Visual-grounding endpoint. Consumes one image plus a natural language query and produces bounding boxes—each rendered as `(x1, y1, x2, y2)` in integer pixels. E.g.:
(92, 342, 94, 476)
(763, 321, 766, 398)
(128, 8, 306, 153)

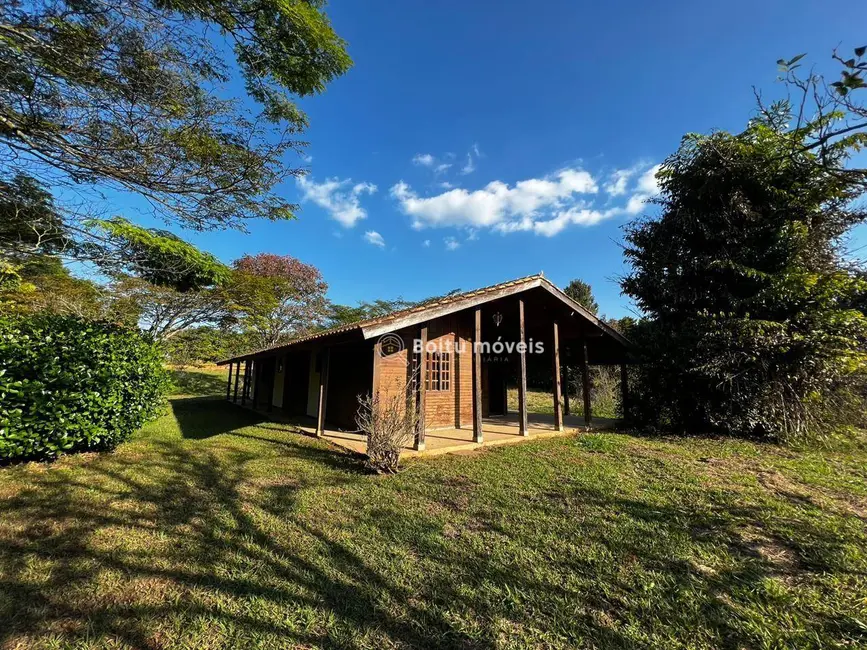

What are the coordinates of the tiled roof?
(218, 273, 627, 364)
(218, 274, 543, 364)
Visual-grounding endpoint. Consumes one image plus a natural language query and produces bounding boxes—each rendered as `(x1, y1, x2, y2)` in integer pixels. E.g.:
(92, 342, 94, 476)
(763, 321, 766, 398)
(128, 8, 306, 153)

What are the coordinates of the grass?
(166, 364, 228, 397)
(507, 387, 619, 419)
(1, 370, 866, 648)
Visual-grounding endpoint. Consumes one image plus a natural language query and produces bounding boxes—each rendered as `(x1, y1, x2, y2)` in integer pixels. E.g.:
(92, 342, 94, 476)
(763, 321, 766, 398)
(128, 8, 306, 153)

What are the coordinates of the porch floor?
(298, 412, 618, 458)
(230, 401, 617, 457)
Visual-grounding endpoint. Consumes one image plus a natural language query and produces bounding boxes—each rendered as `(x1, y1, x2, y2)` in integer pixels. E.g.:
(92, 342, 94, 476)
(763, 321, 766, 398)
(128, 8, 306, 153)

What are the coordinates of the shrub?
(0, 314, 167, 462)
(356, 375, 419, 474)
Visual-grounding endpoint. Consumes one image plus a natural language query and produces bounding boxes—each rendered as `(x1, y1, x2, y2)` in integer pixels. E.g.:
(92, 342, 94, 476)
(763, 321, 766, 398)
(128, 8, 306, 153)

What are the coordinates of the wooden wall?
(375, 314, 474, 430)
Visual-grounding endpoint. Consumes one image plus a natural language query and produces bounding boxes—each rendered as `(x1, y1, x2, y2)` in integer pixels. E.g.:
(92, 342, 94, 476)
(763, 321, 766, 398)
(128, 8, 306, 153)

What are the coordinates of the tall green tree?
(563, 279, 599, 314)
(1, 0, 350, 267)
(622, 50, 867, 442)
(109, 277, 228, 341)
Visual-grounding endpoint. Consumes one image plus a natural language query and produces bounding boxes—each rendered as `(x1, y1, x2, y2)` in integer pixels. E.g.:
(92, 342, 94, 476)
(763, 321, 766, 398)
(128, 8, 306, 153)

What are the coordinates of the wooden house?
(218, 274, 630, 450)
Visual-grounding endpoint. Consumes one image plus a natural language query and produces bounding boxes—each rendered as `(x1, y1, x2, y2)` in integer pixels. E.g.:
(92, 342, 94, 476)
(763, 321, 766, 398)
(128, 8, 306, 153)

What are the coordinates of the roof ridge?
(218, 273, 548, 364)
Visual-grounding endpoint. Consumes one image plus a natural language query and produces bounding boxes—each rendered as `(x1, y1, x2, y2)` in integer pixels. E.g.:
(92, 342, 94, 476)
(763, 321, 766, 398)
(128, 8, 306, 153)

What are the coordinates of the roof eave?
(360, 277, 544, 339)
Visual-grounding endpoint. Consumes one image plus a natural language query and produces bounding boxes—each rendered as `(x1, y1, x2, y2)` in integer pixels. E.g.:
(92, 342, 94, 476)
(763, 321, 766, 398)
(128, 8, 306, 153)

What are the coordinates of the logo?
(377, 331, 546, 366)
(377, 333, 404, 357)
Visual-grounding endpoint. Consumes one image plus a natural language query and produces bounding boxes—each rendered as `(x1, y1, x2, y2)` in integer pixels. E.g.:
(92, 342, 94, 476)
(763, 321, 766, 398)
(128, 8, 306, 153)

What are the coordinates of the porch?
(295, 411, 618, 458)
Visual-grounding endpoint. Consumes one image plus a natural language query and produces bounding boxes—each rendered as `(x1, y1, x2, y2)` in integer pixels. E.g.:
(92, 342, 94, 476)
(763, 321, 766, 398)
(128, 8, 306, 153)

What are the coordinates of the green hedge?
(0, 315, 167, 462)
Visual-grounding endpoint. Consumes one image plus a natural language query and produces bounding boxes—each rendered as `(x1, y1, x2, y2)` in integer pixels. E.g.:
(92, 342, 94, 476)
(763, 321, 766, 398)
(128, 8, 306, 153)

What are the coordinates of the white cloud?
(364, 230, 385, 247)
(422, 239, 431, 247)
(459, 143, 482, 175)
(413, 153, 435, 167)
(434, 163, 452, 174)
(391, 167, 598, 231)
(444, 236, 460, 251)
(297, 176, 377, 227)
(603, 168, 634, 196)
(625, 194, 647, 215)
(624, 164, 663, 215)
(533, 207, 621, 237)
(636, 164, 662, 194)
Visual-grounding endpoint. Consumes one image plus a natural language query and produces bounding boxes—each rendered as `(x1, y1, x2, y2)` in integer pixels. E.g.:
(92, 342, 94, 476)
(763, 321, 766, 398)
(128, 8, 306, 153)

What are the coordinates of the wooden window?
(425, 351, 451, 391)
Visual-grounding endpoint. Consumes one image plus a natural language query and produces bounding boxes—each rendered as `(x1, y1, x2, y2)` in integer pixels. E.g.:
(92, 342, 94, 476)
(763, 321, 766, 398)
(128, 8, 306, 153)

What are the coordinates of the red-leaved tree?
(228, 253, 328, 348)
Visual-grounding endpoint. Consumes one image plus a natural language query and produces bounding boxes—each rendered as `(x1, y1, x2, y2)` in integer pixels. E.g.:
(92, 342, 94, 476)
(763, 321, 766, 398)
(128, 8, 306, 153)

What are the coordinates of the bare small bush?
(356, 376, 420, 473)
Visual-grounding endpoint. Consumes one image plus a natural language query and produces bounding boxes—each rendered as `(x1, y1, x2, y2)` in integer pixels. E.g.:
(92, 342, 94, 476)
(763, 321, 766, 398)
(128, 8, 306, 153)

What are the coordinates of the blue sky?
(139, 0, 867, 317)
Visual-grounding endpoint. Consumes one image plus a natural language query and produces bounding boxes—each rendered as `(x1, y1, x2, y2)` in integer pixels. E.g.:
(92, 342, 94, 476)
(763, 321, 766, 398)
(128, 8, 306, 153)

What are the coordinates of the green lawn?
(166, 364, 229, 397)
(1, 371, 866, 649)
(506, 387, 619, 419)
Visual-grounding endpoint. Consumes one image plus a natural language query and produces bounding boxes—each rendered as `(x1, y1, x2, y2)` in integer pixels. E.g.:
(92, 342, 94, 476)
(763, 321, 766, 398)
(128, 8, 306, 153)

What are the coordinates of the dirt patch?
(738, 526, 802, 581)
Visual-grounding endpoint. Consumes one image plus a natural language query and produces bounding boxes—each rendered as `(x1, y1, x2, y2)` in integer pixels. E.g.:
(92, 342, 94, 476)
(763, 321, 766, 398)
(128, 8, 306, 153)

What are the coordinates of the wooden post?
(372, 338, 382, 398)
(226, 362, 233, 401)
(581, 339, 591, 426)
(563, 366, 570, 416)
(233, 361, 240, 402)
(518, 298, 529, 436)
(473, 308, 483, 444)
(267, 360, 273, 412)
(315, 349, 330, 437)
(552, 321, 563, 431)
(620, 363, 629, 419)
(416, 325, 428, 451)
(252, 360, 260, 408)
(241, 359, 250, 405)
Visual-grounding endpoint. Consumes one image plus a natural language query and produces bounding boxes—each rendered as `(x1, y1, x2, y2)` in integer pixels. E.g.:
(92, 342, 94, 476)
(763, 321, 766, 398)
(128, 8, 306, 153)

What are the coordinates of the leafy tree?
(0, 256, 110, 319)
(1, 0, 350, 240)
(0, 213, 233, 335)
(92, 217, 229, 291)
(0, 261, 21, 293)
(109, 276, 228, 341)
(228, 253, 328, 348)
(564, 279, 599, 314)
(89, 218, 233, 340)
(605, 315, 637, 335)
(621, 53, 867, 442)
(0, 174, 71, 262)
(164, 327, 257, 366)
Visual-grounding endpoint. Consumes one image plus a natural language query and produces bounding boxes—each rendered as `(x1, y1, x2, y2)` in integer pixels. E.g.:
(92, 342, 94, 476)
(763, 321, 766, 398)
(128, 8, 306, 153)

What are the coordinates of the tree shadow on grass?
(1, 427, 863, 649)
(1, 441, 429, 648)
(169, 395, 267, 439)
(429, 479, 867, 648)
(1, 420, 486, 648)
(168, 397, 366, 477)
